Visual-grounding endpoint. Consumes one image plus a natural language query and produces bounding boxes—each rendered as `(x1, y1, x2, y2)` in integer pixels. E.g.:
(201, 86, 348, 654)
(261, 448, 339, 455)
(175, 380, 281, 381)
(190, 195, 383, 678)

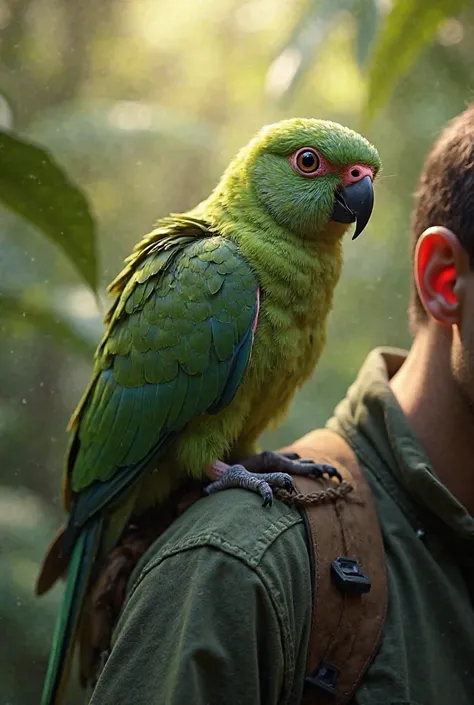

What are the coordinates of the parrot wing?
(38, 220, 260, 705)
(63, 220, 260, 551)
(36, 217, 259, 705)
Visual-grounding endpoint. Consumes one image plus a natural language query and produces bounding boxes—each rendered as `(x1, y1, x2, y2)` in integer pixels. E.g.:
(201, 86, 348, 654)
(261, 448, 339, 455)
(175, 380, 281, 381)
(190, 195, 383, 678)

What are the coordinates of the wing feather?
(65, 224, 259, 542)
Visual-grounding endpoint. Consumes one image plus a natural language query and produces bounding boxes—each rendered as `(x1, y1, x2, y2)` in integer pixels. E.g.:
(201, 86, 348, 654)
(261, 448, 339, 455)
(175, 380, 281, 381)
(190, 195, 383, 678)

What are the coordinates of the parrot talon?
(204, 464, 294, 507)
(285, 458, 343, 483)
(305, 462, 343, 483)
(240, 450, 343, 483)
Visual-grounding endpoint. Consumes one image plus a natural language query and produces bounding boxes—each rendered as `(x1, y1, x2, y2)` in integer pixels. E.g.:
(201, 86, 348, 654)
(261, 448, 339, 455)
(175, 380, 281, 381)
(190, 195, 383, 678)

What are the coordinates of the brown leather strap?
(280, 428, 387, 704)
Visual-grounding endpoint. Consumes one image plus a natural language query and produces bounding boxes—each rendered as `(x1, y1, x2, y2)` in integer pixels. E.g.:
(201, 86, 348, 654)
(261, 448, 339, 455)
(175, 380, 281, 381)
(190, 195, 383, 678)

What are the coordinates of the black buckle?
(331, 556, 371, 595)
(305, 660, 339, 696)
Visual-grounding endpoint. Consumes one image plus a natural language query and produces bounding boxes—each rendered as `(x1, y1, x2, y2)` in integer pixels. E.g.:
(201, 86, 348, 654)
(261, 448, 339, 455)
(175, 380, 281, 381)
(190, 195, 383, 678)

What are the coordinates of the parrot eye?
(291, 148, 321, 176)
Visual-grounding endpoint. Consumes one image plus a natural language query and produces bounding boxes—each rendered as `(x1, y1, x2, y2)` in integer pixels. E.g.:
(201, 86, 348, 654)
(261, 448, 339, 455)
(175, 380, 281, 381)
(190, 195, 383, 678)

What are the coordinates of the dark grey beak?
(331, 175, 374, 240)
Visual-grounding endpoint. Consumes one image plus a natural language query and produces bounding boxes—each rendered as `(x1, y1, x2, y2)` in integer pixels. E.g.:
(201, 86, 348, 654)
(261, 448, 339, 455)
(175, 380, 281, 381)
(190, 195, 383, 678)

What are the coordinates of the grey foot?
(242, 450, 343, 483)
(204, 464, 294, 507)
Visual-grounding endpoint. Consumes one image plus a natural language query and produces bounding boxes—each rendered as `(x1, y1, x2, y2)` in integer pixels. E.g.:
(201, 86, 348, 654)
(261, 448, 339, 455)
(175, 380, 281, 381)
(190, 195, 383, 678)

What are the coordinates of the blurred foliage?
(266, 0, 380, 103)
(0, 487, 80, 704)
(1, 291, 96, 359)
(1, 0, 474, 703)
(270, 0, 471, 119)
(364, 0, 471, 119)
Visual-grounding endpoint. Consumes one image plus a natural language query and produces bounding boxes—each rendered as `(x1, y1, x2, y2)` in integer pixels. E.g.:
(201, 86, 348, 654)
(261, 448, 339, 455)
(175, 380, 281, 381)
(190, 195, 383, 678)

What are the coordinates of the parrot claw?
(241, 450, 343, 483)
(204, 464, 294, 507)
(299, 461, 343, 483)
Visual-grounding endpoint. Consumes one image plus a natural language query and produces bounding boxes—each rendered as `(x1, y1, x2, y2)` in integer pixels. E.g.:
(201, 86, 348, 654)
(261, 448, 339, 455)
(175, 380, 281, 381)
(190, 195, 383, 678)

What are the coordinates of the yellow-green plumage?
(37, 117, 381, 704)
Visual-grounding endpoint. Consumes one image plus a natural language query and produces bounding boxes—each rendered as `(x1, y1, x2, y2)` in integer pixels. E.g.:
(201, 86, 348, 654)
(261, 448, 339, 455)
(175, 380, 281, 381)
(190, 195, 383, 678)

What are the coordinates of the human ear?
(414, 226, 470, 326)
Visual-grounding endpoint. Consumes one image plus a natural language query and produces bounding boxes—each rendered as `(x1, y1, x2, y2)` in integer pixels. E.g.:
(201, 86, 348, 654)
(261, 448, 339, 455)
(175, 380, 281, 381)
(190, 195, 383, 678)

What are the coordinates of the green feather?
(152, 381, 175, 432)
(94, 379, 122, 441)
(179, 371, 204, 421)
(205, 270, 225, 295)
(79, 372, 108, 440)
(124, 384, 161, 464)
(199, 349, 221, 409)
(120, 386, 144, 465)
(166, 370, 189, 427)
(211, 318, 238, 361)
(40, 518, 102, 705)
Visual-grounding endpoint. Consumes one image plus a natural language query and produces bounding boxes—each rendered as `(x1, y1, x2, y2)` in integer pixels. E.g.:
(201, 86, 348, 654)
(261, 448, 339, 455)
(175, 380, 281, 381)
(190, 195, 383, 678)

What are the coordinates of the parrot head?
(216, 118, 381, 240)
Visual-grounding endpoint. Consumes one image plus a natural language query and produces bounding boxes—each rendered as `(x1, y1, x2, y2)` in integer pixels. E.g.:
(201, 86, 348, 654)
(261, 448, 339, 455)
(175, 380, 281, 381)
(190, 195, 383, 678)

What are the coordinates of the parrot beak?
(331, 175, 374, 240)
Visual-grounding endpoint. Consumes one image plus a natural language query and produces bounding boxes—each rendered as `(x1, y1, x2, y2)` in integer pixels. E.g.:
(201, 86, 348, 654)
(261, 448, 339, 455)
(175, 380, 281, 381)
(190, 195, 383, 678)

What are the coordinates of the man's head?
(410, 105, 474, 408)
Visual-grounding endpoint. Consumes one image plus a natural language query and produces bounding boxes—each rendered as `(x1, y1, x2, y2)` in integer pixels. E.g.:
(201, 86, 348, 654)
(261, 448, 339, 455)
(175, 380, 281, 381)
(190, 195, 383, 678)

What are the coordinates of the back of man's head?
(410, 105, 474, 331)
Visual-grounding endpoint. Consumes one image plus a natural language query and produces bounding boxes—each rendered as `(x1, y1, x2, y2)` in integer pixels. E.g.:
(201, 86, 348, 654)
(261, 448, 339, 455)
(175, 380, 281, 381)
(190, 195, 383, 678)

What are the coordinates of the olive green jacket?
(90, 348, 474, 705)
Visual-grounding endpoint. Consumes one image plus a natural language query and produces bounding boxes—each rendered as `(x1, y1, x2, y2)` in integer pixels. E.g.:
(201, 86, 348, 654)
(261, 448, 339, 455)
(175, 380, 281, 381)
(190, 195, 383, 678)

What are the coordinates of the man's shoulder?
(106, 490, 313, 705)
(130, 488, 308, 586)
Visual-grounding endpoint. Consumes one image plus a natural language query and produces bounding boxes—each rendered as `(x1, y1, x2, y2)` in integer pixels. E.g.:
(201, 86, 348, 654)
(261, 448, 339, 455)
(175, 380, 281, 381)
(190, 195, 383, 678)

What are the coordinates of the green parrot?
(37, 117, 380, 705)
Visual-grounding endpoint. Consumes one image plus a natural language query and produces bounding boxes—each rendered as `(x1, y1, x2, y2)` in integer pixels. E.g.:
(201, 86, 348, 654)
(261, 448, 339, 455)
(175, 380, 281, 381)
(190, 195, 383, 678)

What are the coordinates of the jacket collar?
(328, 347, 474, 541)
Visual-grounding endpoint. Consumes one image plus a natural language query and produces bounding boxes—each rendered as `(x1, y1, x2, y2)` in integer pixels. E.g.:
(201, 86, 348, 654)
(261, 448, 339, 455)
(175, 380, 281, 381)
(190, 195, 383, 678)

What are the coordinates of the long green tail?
(41, 518, 103, 705)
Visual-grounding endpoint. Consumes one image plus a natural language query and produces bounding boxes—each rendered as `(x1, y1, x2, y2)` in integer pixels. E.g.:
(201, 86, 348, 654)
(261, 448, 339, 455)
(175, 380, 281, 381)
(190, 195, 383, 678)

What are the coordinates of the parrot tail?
(41, 517, 103, 705)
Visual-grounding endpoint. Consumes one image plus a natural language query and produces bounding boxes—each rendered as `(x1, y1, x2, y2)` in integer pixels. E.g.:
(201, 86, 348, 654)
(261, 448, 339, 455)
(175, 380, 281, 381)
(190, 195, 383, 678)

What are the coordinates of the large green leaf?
(364, 0, 469, 121)
(0, 129, 98, 292)
(1, 292, 96, 359)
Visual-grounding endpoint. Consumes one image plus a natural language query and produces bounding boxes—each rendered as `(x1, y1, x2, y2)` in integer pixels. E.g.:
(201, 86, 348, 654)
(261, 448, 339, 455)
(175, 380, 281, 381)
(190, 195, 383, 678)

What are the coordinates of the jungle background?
(1, 0, 473, 702)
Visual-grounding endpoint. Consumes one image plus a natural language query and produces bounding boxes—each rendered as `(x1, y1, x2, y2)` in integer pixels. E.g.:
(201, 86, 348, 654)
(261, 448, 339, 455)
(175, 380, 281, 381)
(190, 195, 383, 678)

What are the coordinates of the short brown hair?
(410, 105, 474, 329)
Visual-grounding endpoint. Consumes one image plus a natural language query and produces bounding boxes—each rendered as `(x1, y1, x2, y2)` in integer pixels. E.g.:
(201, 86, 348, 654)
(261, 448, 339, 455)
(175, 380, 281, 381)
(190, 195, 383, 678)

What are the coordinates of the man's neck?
(390, 327, 474, 514)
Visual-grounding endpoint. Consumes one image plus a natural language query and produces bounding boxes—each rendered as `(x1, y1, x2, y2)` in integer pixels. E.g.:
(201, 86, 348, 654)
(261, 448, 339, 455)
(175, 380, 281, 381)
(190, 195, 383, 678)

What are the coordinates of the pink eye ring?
(291, 147, 321, 176)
